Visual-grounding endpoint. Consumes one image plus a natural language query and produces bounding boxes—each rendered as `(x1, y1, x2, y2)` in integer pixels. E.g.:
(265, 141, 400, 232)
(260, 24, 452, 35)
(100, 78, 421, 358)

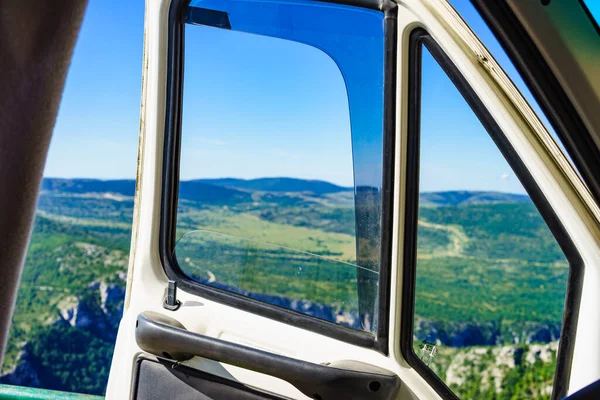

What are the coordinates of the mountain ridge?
(420, 190, 530, 207)
(41, 178, 531, 206)
(191, 177, 353, 195)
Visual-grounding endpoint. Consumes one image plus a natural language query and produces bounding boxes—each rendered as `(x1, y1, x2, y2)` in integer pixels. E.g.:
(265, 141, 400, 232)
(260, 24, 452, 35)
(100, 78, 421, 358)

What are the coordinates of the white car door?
(105, 0, 600, 399)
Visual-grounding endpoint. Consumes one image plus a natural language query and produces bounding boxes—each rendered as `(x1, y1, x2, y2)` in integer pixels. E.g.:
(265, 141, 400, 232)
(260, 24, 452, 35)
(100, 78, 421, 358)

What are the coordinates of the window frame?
(399, 29, 584, 400)
(159, 0, 398, 353)
(472, 0, 600, 210)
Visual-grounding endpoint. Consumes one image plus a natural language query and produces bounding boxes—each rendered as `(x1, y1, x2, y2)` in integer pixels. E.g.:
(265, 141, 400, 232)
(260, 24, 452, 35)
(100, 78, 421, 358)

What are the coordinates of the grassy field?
(176, 230, 366, 314)
(176, 209, 357, 262)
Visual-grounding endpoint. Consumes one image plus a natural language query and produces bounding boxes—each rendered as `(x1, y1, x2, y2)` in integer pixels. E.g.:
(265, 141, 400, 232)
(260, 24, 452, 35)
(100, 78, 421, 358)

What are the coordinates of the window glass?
(449, 0, 587, 180)
(175, 0, 385, 333)
(412, 46, 569, 400)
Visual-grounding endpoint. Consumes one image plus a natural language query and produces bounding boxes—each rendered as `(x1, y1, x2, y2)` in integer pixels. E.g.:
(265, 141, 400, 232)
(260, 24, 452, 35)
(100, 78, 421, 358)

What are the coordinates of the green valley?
(0, 178, 568, 399)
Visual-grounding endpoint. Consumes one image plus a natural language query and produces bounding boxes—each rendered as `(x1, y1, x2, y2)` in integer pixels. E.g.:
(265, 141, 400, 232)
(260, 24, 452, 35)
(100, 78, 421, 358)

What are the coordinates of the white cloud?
(499, 173, 510, 181)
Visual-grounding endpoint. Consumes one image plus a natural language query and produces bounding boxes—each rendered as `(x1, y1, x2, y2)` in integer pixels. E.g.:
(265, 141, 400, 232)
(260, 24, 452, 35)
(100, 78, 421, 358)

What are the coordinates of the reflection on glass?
(176, 0, 385, 333)
(176, 230, 378, 329)
(413, 46, 568, 399)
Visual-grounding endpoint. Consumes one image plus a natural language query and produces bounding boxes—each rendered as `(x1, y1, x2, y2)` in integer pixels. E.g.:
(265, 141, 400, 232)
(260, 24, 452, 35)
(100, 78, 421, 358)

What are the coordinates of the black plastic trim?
(470, 0, 600, 221)
(316, 0, 395, 12)
(400, 29, 584, 400)
(185, 7, 231, 30)
(131, 355, 289, 400)
(160, 0, 398, 353)
(376, 4, 398, 356)
(135, 311, 401, 400)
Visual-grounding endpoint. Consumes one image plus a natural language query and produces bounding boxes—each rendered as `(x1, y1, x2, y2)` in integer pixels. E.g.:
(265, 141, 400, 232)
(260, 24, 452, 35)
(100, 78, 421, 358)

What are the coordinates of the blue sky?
(180, 0, 384, 188)
(179, 25, 354, 185)
(44, 0, 591, 194)
(419, 47, 525, 193)
(45, 0, 144, 180)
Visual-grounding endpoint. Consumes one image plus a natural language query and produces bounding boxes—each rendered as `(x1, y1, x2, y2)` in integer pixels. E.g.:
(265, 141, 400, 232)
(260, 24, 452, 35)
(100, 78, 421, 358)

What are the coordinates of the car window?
(410, 44, 569, 400)
(449, 0, 588, 182)
(173, 0, 386, 333)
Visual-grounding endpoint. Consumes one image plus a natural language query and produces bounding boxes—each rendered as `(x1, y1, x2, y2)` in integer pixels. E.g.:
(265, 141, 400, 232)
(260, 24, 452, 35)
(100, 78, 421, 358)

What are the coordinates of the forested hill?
(40, 177, 352, 195)
(419, 191, 531, 206)
(1, 177, 562, 399)
(192, 177, 353, 194)
(42, 177, 529, 205)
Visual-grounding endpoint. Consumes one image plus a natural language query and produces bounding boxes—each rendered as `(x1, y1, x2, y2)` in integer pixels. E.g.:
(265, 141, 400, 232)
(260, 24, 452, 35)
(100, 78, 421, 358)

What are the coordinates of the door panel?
(133, 356, 289, 400)
(134, 312, 401, 399)
(107, 0, 405, 398)
(105, 0, 600, 399)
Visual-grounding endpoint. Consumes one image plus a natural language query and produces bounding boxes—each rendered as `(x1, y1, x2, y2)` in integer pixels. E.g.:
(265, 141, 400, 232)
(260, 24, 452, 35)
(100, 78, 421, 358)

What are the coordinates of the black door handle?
(135, 311, 401, 400)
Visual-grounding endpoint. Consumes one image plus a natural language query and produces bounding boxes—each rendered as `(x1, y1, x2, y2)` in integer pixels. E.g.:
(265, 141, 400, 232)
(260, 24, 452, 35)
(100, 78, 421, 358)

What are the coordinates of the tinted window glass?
(412, 46, 569, 400)
(175, 0, 385, 333)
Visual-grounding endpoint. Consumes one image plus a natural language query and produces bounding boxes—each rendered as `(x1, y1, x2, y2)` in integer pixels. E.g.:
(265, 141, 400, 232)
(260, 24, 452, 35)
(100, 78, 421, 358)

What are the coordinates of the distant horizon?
(40, 175, 530, 196)
(44, 1, 535, 197)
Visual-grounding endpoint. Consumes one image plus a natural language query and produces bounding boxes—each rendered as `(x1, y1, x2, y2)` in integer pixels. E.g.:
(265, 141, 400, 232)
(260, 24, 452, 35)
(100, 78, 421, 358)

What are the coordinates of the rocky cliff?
(415, 317, 561, 347)
(0, 273, 125, 389)
(434, 341, 558, 399)
(1, 274, 562, 396)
